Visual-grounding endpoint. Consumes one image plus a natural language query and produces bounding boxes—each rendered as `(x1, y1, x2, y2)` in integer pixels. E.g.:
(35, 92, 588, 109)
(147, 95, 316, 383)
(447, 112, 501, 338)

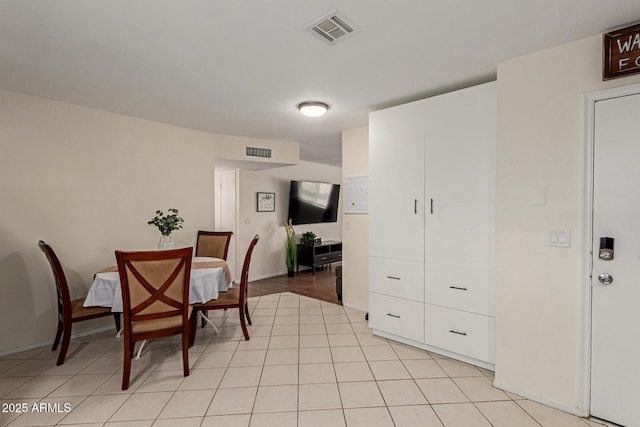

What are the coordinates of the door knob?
(598, 273, 613, 285)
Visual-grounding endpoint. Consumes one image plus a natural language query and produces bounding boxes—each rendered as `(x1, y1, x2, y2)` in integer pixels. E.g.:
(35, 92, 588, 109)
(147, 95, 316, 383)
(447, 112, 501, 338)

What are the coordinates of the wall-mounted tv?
(287, 180, 340, 225)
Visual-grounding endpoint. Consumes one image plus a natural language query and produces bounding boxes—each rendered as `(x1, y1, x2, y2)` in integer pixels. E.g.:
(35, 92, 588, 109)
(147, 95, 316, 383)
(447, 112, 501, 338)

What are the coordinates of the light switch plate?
(549, 230, 571, 248)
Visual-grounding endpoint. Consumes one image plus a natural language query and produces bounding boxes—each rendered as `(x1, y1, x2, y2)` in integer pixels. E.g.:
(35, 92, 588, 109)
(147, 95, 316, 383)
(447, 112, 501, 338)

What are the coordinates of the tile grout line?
(0, 291, 597, 427)
(198, 304, 241, 422)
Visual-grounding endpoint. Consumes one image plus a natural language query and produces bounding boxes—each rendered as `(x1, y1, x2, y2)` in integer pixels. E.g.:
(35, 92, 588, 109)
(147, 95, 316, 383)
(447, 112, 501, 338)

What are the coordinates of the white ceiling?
(1, 1, 638, 167)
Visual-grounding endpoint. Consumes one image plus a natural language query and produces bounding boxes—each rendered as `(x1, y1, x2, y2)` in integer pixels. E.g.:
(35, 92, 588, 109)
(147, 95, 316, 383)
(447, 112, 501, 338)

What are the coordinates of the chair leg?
(122, 335, 132, 390)
(189, 310, 198, 348)
(52, 319, 63, 351)
(182, 332, 190, 378)
(200, 310, 207, 328)
(113, 313, 121, 332)
(239, 304, 250, 341)
(130, 337, 136, 359)
(244, 302, 252, 326)
(56, 322, 72, 366)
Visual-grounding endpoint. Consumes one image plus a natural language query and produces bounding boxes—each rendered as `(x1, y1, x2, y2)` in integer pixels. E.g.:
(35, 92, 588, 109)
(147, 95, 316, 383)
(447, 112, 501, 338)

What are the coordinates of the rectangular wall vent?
(245, 146, 272, 158)
(305, 10, 360, 45)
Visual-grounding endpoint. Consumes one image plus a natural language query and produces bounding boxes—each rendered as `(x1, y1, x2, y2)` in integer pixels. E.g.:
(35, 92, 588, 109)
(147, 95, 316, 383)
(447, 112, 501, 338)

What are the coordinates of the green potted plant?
(148, 208, 184, 249)
(300, 231, 317, 246)
(284, 219, 297, 277)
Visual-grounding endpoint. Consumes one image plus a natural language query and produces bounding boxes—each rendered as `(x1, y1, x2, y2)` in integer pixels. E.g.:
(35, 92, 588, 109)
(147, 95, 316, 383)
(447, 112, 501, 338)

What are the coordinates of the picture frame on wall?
(257, 192, 275, 212)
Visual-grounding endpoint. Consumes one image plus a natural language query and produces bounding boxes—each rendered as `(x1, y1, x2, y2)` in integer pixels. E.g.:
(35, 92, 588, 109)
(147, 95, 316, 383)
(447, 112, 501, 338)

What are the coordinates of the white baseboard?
(248, 266, 314, 282)
(248, 271, 288, 281)
(342, 302, 368, 313)
(0, 325, 116, 358)
(492, 380, 584, 417)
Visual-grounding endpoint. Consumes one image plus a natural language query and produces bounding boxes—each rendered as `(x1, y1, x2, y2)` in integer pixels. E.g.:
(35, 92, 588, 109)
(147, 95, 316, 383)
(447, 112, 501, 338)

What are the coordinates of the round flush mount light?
(297, 101, 329, 117)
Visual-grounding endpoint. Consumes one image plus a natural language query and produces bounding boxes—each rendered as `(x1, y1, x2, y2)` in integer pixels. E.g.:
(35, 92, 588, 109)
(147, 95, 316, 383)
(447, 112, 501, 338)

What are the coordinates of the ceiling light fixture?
(298, 101, 329, 117)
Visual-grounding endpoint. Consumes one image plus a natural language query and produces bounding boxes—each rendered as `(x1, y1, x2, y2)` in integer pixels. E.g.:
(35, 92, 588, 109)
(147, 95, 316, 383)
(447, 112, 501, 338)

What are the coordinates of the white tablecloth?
(84, 257, 232, 312)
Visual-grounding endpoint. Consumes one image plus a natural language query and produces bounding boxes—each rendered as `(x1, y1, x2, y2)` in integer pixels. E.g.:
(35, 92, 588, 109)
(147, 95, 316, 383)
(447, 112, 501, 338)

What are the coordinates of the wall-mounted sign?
(603, 23, 640, 80)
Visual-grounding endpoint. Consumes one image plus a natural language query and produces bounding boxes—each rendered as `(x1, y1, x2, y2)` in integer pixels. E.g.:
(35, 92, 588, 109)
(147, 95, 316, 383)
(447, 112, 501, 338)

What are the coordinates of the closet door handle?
(414, 199, 417, 214)
(430, 198, 434, 214)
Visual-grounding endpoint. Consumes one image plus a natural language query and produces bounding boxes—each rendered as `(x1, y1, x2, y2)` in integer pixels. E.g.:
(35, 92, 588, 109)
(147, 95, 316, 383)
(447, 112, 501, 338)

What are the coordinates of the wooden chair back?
(116, 247, 193, 328)
(238, 234, 260, 301)
(38, 240, 73, 322)
(116, 246, 193, 390)
(38, 240, 119, 366)
(195, 231, 233, 259)
(190, 234, 259, 344)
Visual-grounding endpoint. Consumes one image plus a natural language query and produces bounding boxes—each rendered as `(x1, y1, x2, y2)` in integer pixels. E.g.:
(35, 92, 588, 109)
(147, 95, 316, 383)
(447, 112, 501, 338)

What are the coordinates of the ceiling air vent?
(305, 10, 360, 45)
(245, 146, 272, 159)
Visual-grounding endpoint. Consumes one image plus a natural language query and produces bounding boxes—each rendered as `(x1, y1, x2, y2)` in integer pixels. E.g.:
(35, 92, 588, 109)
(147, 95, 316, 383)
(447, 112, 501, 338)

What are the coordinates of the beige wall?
(0, 90, 214, 354)
(236, 162, 342, 280)
(341, 127, 369, 311)
(0, 90, 300, 355)
(495, 35, 640, 413)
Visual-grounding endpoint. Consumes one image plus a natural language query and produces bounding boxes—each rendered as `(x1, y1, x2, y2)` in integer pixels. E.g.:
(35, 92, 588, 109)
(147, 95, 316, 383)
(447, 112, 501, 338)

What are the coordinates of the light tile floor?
(0, 292, 607, 427)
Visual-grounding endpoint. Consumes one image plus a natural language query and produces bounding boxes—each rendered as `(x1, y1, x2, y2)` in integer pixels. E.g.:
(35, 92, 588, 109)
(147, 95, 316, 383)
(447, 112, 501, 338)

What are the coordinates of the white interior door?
(219, 170, 237, 277)
(590, 91, 640, 427)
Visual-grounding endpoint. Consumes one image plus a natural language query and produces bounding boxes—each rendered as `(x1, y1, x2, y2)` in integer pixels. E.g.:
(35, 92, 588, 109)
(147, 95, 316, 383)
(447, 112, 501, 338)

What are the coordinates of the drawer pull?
(449, 286, 468, 291)
(449, 329, 467, 336)
(386, 276, 401, 280)
(386, 313, 400, 318)
(321, 257, 327, 260)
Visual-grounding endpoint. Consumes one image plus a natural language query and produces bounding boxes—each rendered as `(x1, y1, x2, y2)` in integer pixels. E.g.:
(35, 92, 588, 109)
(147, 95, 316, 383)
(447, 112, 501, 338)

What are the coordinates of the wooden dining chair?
(38, 240, 121, 366)
(190, 235, 259, 345)
(195, 230, 233, 327)
(195, 230, 233, 259)
(116, 246, 193, 390)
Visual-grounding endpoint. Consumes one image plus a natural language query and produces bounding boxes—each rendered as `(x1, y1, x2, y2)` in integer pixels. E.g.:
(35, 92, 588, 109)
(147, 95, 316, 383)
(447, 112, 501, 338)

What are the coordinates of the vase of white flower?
(148, 209, 184, 250)
(158, 235, 175, 250)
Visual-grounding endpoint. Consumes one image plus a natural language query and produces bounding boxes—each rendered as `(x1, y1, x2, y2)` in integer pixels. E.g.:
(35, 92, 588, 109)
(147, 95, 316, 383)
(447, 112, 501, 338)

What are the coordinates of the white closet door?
(369, 101, 425, 262)
(424, 82, 496, 274)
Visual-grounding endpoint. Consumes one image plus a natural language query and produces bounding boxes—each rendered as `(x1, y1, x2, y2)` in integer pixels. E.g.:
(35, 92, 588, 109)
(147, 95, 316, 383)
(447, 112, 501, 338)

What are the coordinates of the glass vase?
(158, 235, 175, 250)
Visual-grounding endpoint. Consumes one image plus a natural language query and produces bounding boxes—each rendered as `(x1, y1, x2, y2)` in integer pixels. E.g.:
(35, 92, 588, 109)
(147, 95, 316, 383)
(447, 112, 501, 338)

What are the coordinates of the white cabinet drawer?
(369, 293, 424, 343)
(424, 303, 494, 363)
(370, 257, 424, 302)
(425, 264, 494, 316)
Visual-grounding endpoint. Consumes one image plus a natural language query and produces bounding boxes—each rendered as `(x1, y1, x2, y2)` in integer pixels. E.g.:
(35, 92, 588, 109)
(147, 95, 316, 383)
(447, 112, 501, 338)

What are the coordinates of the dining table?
(84, 256, 233, 312)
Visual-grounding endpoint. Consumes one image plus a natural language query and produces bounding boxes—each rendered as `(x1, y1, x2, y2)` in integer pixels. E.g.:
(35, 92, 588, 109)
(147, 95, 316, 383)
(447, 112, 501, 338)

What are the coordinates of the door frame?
(215, 169, 239, 277)
(581, 82, 640, 416)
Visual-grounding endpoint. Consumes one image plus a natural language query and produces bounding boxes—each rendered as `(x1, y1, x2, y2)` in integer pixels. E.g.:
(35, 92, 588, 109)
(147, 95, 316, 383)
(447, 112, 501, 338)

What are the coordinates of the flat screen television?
(287, 180, 340, 225)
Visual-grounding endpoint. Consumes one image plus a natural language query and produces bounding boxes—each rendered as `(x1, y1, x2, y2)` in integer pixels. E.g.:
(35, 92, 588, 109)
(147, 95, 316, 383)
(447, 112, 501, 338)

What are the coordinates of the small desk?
(84, 257, 232, 312)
